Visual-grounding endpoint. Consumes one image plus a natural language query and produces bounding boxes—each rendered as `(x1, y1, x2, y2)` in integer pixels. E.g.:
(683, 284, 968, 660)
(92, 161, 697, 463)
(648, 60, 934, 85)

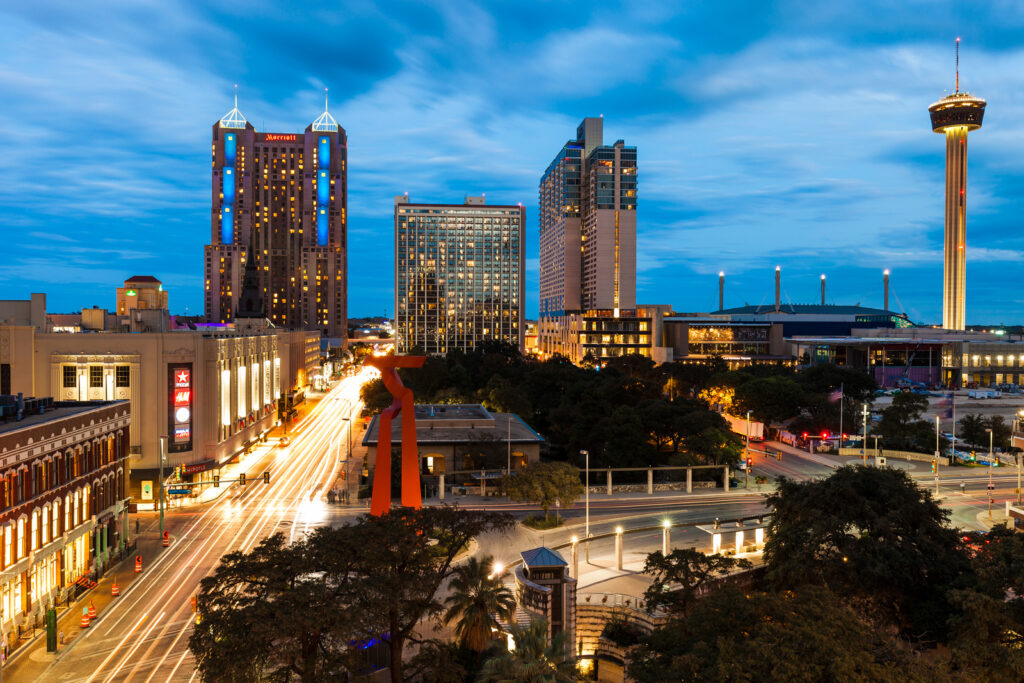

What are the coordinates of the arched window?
(30, 510, 38, 551)
(52, 500, 60, 537)
(2, 524, 11, 566)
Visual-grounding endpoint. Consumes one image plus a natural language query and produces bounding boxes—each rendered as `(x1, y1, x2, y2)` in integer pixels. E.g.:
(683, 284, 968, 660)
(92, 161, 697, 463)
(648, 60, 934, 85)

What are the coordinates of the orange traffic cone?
(80, 607, 90, 628)
(88, 601, 97, 619)
(111, 580, 120, 597)
(135, 555, 142, 573)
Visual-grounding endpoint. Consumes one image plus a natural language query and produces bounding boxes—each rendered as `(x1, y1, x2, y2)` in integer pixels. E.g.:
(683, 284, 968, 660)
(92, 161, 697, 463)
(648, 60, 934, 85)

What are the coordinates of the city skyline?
(3, 3, 1024, 324)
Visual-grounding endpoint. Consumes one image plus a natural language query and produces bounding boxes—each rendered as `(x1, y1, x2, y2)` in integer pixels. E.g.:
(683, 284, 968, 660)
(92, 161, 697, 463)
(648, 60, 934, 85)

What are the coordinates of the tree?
(190, 507, 515, 683)
(478, 618, 577, 682)
(443, 556, 516, 652)
(959, 413, 989, 448)
(360, 377, 393, 416)
(503, 462, 583, 522)
(190, 532, 367, 682)
(629, 587, 931, 683)
(763, 466, 968, 638)
(600, 405, 651, 466)
(641, 548, 752, 616)
(876, 392, 934, 451)
(733, 376, 805, 424)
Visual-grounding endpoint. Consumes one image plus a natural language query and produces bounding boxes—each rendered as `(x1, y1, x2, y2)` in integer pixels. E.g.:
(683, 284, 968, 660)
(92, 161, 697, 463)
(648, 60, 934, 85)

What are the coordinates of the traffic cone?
(111, 580, 120, 597)
(135, 555, 142, 573)
(88, 601, 97, 619)
(80, 607, 90, 628)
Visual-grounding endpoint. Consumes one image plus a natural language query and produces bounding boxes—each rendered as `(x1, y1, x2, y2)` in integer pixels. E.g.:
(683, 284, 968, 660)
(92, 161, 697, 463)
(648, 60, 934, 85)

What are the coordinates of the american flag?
(828, 388, 843, 403)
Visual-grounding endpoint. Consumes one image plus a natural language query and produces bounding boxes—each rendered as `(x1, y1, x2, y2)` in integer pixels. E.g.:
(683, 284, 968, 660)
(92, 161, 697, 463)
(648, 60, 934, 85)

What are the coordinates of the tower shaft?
(942, 126, 969, 330)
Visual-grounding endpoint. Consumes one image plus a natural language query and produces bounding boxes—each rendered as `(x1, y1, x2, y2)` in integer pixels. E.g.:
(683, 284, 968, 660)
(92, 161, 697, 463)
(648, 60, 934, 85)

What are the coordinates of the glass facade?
(395, 201, 524, 354)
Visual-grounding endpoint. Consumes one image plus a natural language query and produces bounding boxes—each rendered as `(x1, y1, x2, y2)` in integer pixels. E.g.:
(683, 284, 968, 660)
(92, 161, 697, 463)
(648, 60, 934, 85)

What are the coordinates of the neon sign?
(263, 134, 298, 142)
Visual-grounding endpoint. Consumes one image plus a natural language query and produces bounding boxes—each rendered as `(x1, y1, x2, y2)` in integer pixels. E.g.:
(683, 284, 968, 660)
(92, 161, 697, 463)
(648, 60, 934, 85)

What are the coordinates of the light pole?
(745, 411, 751, 489)
(159, 435, 167, 539)
(341, 417, 351, 504)
(935, 414, 941, 458)
(862, 403, 869, 463)
(506, 415, 512, 478)
(581, 450, 590, 562)
(987, 427, 994, 463)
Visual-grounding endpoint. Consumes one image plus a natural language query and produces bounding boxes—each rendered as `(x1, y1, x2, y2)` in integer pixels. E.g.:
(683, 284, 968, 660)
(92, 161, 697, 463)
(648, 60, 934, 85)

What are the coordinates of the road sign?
(168, 487, 190, 495)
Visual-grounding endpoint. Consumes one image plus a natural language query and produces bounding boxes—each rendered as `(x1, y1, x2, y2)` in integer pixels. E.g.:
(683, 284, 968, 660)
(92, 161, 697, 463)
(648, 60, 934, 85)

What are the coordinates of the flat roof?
(0, 400, 127, 435)
(362, 407, 544, 446)
(786, 336, 947, 345)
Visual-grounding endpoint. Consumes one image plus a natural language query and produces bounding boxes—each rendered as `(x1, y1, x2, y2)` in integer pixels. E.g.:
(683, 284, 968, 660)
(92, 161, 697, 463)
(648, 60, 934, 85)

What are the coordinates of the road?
(10, 369, 370, 683)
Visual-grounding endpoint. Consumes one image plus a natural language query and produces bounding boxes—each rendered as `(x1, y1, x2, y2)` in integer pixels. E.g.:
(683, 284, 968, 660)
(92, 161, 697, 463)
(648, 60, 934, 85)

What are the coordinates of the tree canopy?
(503, 462, 583, 521)
(189, 506, 514, 683)
(763, 465, 968, 638)
(641, 548, 751, 616)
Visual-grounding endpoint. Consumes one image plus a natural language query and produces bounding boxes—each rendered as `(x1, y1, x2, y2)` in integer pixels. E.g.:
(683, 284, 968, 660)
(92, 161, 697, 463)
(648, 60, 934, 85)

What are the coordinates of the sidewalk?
(3, 526, 165, 681)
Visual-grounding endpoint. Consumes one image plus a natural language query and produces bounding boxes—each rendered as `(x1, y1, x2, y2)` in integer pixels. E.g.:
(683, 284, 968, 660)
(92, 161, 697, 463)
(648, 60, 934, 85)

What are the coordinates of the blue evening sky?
(2, 1, 1022, 325)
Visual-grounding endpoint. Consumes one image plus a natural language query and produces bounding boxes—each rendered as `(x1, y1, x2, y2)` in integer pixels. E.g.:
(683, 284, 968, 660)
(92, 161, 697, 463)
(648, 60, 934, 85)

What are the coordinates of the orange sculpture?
(364, 355, 426, 515)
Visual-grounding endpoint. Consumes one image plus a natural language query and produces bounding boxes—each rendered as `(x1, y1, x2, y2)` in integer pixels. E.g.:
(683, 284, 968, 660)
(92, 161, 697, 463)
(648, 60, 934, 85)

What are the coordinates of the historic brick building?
(0, 398, 130, 637)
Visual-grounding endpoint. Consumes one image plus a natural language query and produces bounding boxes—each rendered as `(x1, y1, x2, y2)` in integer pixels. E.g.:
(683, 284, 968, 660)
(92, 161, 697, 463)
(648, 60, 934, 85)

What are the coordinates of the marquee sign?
(168, 363, 194, 453)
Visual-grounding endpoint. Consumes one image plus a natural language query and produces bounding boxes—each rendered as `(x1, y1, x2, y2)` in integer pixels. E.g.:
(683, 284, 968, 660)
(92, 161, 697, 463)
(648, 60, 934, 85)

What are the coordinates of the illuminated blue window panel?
(221, 206, 233, 244)
(225, 133, 236, 165)
(318, 137, 329, 168)
(317, 170, 329, 206)
(222, 167, 235, 205)
(317, 207, 327, 245)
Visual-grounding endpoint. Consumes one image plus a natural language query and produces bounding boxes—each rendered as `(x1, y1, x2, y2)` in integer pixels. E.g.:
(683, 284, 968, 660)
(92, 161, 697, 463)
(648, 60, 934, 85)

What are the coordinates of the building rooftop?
(521, 546, 567, 568)
(362, 405, 544, 446)
(716, 303, 907, 317)
(125, 275, 161, 284)
(0, 400, 127, 436)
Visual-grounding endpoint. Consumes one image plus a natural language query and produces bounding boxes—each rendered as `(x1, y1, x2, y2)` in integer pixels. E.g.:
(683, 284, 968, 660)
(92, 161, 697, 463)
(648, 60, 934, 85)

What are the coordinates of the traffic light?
(190, 595, 198, 613)
(802, 432, 808, 439)
(746, 457, 753, 469)
(263, 470, 270, 484)
(239, 472, 246, 486)
(213, 474, 220, 487)
(971, 451, 976, 462)
(821, 431, 829, 439)
(931, 460, 936, 473)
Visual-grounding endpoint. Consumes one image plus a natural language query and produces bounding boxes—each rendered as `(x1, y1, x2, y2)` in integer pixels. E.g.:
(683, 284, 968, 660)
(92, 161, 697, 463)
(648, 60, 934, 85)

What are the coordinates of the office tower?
(204, 92, 348, 340)
(539, 118, 643, 361)
(928, 40, 985, 330)
(394, 195, 524, 354)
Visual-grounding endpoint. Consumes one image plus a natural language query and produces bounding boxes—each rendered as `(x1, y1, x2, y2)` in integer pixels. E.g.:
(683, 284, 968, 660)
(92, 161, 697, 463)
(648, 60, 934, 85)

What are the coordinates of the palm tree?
(478, 618, 578, 682)
(443, 555, 517, 652)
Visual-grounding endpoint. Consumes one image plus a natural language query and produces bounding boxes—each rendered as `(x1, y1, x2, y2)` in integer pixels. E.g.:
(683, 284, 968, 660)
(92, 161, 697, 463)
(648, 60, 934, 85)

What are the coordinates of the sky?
(1, 1, 1023, 325)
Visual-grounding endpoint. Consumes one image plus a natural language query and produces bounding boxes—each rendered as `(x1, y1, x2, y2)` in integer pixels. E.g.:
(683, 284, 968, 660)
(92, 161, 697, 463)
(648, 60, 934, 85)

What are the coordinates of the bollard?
(606, 469, 612, 495)
(686, 468, 692, 493)
(135, 555, 142, 573)
(647, 468, 653, 495)
(662, 520, 671, 556)
(615, 526, 623, 571)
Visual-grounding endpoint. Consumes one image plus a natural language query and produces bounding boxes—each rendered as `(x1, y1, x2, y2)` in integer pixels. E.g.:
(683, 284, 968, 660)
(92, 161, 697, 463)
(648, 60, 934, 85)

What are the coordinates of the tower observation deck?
(928, 41, 985, 331)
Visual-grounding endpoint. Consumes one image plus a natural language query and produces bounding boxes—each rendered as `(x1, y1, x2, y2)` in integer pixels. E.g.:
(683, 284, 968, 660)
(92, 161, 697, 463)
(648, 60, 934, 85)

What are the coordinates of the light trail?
(45, 368, 373, 683)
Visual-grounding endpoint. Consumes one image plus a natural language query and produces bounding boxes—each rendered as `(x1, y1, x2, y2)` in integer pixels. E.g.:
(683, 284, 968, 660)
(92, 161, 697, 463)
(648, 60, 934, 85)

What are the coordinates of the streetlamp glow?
(662, 519, 671, 529)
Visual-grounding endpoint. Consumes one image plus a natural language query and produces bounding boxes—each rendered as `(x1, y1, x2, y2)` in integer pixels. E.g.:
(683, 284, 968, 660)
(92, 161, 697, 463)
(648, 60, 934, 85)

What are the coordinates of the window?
(89, 366, 103, 388)
(63, 365, 76, 388)
(115, 365, 130, 388)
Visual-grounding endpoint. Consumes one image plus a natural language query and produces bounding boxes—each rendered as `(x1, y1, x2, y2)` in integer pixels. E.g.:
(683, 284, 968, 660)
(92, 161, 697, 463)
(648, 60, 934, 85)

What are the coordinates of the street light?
(581, 450, 590, 562)
(986, 427, 994, 463)
(341, 417, 352, 504)
(745, 410, 752, 489)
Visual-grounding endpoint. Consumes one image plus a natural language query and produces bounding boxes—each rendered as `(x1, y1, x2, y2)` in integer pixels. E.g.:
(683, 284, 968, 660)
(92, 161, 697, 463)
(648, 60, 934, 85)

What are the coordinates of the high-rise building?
(204, 92, 347, 341)
(929, 40, 985, 331)
(539, 118, 641, 362)
(394, 196, 524, 354)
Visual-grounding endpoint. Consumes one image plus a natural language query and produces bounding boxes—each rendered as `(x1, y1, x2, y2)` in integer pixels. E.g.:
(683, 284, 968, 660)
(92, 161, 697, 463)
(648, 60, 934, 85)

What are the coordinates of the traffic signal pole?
(159, 435, 167, 540)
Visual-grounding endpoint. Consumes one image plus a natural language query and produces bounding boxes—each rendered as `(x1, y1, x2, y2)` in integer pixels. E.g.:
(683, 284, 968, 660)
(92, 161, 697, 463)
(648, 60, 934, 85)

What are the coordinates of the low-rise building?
(361, 404, 543, 479)
(0, 398, 130, 639)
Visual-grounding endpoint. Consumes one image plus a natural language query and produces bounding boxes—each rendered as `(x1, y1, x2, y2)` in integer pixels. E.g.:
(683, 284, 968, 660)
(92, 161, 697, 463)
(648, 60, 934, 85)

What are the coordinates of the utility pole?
(988, 464, 994, 520)
(935, 414, 941, 458)
(1017, 452, 1022, 506)
(506, 415, 512, 477)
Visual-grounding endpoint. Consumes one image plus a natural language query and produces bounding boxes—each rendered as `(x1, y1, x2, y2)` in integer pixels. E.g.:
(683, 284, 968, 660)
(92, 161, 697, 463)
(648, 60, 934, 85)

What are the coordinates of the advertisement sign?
(168, 363, 194, 453)
(262, 133, 298, 142)
(141, 480, 153, 500)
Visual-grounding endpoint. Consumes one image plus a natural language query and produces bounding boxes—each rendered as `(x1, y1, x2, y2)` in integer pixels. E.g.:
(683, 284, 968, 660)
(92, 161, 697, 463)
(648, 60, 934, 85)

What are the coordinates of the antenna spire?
(955, 38, 960, 93)
(324, 87, 329, 112)
(234, 83, 238, 108)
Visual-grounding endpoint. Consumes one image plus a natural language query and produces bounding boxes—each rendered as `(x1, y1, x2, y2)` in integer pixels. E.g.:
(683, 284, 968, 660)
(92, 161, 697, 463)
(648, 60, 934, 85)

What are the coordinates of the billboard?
(168, 363, 194, 453)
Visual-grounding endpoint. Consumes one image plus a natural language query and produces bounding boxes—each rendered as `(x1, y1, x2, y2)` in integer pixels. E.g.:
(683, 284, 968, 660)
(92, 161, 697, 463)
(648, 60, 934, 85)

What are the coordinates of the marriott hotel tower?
(204, 94, 348, 340)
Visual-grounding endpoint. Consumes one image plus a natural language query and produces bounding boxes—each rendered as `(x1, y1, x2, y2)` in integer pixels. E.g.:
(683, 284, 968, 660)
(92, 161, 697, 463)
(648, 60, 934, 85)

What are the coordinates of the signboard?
(183, 460, 215, 475)
(168, 487, 191, 495)
(262, 133, 298, 142)
(168, 363, 194, 453)
(141, 480, 153, 500)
